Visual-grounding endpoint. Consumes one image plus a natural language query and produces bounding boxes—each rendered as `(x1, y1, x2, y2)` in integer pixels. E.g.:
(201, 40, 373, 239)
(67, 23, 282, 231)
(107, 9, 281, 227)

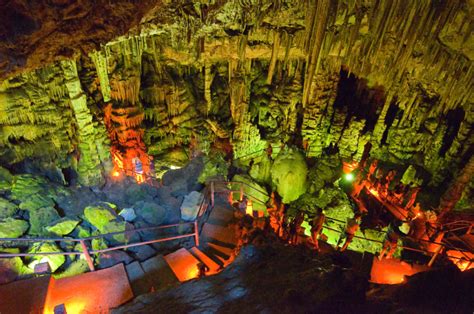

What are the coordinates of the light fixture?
(344, 173, 354, 182)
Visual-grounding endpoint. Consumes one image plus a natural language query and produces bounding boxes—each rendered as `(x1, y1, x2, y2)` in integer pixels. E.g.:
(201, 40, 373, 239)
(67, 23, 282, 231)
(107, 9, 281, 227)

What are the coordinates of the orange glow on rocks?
(370, 257, 429, 285)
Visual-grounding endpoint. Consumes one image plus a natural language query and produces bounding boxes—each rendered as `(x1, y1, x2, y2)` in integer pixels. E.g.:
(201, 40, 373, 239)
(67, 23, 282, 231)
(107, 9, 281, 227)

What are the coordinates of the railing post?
(80, 240, 95, 272)
(427, 245, 443, 267)
(240, 183, 244, 201)
(194, 220, 200, 247)
(211, 181, 215, 207)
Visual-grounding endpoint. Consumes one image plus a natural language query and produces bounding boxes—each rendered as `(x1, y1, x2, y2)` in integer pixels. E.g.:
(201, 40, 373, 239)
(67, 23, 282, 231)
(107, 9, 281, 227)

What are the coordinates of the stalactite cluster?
(0, 0, 471, 189)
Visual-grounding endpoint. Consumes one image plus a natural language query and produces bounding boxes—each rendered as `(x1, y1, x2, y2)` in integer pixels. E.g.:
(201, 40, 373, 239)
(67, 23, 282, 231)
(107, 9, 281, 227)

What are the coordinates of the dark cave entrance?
(332, 68, 386, 135)
(439, 108, 465, 157)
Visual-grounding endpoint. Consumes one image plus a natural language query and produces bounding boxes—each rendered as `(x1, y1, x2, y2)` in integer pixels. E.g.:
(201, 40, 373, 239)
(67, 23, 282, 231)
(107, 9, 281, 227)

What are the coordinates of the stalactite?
(90, 51, 111, 102)
(266, 31, 281, 84)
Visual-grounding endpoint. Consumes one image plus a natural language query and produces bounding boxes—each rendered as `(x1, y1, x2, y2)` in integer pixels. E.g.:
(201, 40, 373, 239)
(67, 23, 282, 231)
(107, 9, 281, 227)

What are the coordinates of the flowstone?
(271, 149, 308, 203)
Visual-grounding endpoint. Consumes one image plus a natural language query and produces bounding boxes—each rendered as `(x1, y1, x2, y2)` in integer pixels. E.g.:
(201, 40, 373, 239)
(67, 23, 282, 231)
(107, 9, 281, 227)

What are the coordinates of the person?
(379, 221, 403, 260)
(337, 213, 362, 251)
(367, 160, 378, 181)
(289, 211, 305, 245)
(310, 208, 325, 251)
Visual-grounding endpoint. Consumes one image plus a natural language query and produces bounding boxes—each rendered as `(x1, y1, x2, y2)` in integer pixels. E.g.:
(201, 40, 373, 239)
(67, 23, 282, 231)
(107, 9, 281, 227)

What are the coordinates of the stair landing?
(164, 248, 201, 282)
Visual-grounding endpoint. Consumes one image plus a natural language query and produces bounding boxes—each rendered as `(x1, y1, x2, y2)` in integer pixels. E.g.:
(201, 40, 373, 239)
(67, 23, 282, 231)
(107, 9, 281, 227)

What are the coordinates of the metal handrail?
(0, 187, 215, 271)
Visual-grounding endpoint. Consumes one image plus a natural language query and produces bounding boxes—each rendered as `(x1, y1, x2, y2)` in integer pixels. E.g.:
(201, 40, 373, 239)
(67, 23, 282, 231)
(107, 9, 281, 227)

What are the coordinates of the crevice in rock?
(439, 107, 465, 157)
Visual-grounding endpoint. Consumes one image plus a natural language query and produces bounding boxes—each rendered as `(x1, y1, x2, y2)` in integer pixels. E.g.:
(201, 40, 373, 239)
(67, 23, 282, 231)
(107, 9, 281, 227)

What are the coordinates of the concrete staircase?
(126, 194, 238, 297)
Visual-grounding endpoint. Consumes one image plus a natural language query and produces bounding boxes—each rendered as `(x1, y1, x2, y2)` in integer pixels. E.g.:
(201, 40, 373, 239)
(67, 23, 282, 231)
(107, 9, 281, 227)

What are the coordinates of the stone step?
(140, 255, 179, 292)
(189, 246, 221, 275)
(201, 223, 237, 245)
(206, 241, 235, 263)
(164, 248, 201, 282)
(125, 261, 151, 296)
(208, 204, 235, 222)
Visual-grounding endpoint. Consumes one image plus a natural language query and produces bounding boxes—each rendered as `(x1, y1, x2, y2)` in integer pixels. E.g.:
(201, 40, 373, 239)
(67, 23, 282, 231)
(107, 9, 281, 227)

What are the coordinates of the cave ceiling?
(0, 0, 472, 189)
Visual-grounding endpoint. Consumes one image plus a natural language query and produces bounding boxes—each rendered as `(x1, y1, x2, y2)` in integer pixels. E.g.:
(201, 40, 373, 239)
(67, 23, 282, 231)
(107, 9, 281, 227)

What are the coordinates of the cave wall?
(0, 0, 472, 189)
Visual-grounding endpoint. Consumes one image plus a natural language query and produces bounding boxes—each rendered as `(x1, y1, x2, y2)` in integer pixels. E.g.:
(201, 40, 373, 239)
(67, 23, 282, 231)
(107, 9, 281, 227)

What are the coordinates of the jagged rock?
(134, 201, 167, 226)
(27, 242, 65, 272)
(46, 217, 81, 236)
(102, 221, 128, 244)
(98, 250, 133, 269)
(180, 191, 204, 221)
(83, 205, 117, 230)
(28, 207, 60, 235)
(0, 197, 18, 219)
(0, 218, 29, 238)
(271, 149, 308, 203)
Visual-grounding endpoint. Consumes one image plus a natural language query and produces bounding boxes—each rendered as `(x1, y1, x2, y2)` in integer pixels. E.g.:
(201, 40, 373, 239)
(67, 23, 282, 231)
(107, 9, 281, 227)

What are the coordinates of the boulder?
(83, 205, 117, 230)
(19, 195, 55, 211)
(162, 156, 204, 196)
(29, 206, 60, 235)
(102, 221, 128, 244)
(0, 248, 32, 284)
(11, 174, 48, 201)
(27, 242, 65, 272)
(98, 250, 133, 269)
(119, 207, 137, 222)
(0, 218, 29, 238)
(271, 149, 308, 203)
(46, 217, 81, 236)
(0, 197, 18, 219)
(0, 167, 13, 192)
(126, 245, 156, 261)
(180, 191, 204, 221)
(134, 201, 167, 225)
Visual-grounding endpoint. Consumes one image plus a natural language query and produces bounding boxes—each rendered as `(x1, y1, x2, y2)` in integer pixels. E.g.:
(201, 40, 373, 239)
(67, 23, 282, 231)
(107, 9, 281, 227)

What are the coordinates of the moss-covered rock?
(27, 242, 65, 272)
(271, 149, 308, 203)
(0, 167, 13, 192)
(46, 217, 81, 236)
(231, 174, 269, 212)
(102, 221, 127, 243)
(83, 205, 117, 230)
(28, 206, 60, 235)
(11, 174, 48, 200)
(19, 194, 55, 211)
(0, 218, 29, 238)
(0, 197, 18, 219)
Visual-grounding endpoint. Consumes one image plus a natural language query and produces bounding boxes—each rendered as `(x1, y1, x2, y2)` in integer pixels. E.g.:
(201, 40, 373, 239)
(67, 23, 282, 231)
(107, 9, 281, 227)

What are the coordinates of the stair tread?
(164, 248, 201, 282)
(206, 241, 235, 258)
(201, 223, 237, 245)
(125, 261, 151, 296)
(140, 255, 179, 290)
(189, 246, 221, 273)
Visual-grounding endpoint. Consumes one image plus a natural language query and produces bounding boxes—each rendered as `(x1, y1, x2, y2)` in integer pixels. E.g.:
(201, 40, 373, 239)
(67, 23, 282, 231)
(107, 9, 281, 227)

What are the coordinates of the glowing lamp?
(344, 173, 355, 182)
(112, 171, 120, 177)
